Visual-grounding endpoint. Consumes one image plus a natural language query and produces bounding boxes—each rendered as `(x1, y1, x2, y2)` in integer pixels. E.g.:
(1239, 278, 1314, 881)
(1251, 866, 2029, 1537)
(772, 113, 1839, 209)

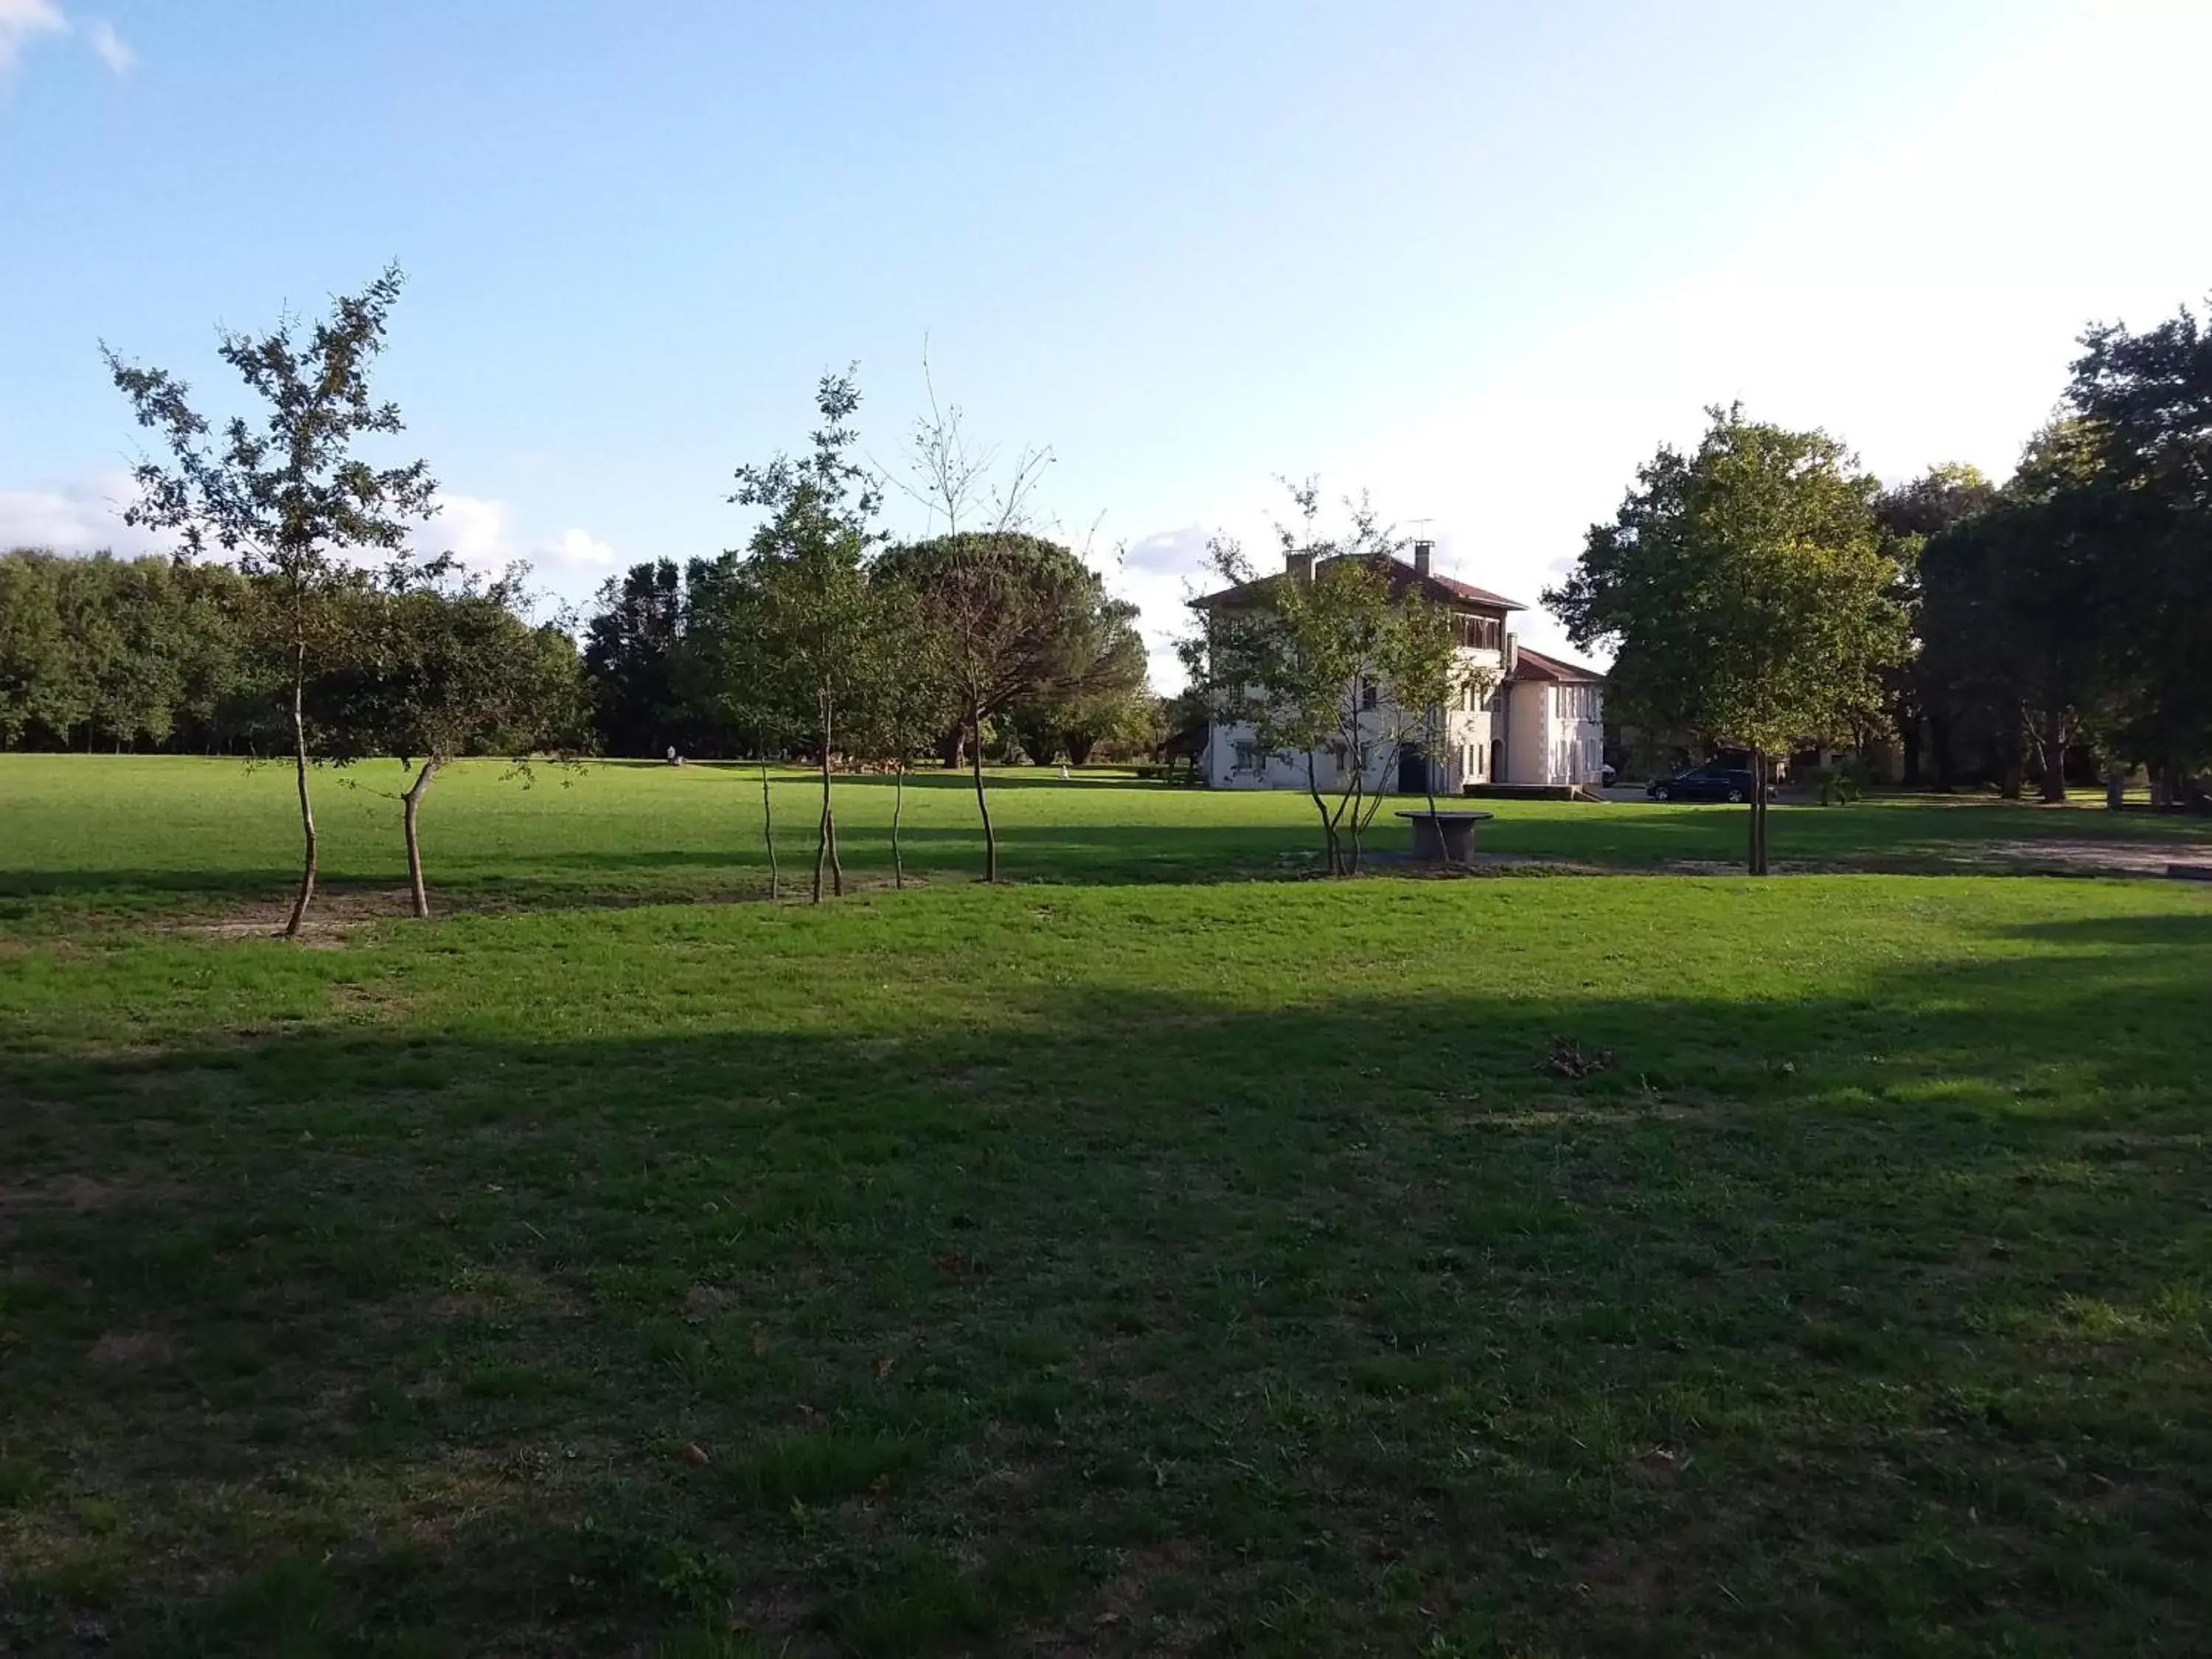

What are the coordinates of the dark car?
(1647, 764, 1763, 803)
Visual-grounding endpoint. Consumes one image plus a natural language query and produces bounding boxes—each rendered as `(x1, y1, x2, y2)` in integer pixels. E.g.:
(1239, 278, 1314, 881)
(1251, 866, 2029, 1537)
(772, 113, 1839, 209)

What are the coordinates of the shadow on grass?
(4, 919, 2211, 1653)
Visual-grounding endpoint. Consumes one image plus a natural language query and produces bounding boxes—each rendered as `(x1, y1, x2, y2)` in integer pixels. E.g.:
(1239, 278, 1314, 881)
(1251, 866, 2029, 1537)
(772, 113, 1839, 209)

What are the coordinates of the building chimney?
(1412, 539, 1434, 577)
(1284, 551, 1314, 583)
(1503, 630, 1519, 677)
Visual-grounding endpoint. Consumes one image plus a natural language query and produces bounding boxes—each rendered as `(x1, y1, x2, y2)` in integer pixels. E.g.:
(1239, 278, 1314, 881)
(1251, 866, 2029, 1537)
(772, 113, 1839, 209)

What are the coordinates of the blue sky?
(4, 1, 2209, 685)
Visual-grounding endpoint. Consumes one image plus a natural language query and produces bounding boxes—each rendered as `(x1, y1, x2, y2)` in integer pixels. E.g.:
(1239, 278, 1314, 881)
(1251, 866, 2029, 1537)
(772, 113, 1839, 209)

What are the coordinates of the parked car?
(1647, 764, 1764, 803)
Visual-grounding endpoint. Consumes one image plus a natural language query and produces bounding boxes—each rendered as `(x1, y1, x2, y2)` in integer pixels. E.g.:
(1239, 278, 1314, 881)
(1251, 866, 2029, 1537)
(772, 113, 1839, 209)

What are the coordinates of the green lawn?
(4, 759, 2211, 1655)
(3, 755, 2208, 926)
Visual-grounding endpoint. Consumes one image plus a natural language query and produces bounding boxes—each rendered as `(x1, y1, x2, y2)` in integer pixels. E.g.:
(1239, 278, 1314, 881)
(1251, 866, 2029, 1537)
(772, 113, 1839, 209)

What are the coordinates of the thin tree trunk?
(891, 759, 907, 889)
(283, 638, 318, 936)
(970, 703, 997, 883)
(2039, 706, 2070, 803)
(1304, 751, 1340, 875)
(758, 735, 779, 900)
(2000, 703, 2027, 799)
(1747, 746, 1767, 876)
(402, 757, 441, 919)
(1423, 722, 1447, 869)
(814, 692, 841, 903)
(1760, 754, 1770, 873)
(1346, 771, 1366, 875)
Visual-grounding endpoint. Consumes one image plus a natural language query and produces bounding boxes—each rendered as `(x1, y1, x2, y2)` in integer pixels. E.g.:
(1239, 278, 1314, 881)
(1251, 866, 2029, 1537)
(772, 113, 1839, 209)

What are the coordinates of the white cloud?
(86, 17, 131, 74)
(1121, 524, 1209, 576)
(540, 525, 620, 579)
(411, 493, 622, 597)
(0, 470, 166, 555)
(0, 0, 66, 77)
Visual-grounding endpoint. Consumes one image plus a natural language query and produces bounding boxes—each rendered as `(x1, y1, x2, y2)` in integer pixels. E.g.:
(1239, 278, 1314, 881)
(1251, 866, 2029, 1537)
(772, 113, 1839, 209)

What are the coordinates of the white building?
(1189, 542, 1607, 794)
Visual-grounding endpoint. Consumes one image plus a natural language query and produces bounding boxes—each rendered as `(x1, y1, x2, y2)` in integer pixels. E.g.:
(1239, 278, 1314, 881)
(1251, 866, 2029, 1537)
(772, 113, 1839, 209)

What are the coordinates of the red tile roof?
(1189, 552, 1526, 613)
(1509, 645, 1606, 684)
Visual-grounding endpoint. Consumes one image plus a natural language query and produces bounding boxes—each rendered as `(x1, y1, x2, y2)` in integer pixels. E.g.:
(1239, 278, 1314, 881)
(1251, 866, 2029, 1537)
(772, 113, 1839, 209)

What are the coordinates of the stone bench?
(1394, 809, 1496, 863)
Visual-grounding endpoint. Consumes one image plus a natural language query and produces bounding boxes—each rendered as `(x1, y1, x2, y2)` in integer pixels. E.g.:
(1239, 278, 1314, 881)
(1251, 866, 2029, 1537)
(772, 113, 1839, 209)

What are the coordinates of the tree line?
(1546, 292, 2212, 871)
(5, 267, 1152, 930)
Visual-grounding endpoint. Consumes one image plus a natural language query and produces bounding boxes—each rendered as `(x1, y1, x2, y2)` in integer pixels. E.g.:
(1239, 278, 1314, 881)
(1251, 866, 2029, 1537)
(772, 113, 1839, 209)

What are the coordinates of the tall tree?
(1919, 421, 2117, 801)
(105, 264, 437, 933)
(1874, 463, 1998, 786)
(0, 553, 82, 748)
(1546, 406, 1907, 873)
(728, 369, 884, 903)
(582, 560, 690, 758)
(2067, 299, 2212, 801)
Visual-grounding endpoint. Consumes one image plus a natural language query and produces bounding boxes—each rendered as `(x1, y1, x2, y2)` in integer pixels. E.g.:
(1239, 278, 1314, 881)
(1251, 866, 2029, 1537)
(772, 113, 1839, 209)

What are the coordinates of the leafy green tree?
(1874, 464, 1998, 786)
(2067, 300, 2212, 801)
(105, 264, 437, 934)
(727, 369, 885, 903)
(0, 553, 82, 747)
(1546, 406, 1907, 872)
(582, 559, 721, 759)
(1919, 421, 2118, 801)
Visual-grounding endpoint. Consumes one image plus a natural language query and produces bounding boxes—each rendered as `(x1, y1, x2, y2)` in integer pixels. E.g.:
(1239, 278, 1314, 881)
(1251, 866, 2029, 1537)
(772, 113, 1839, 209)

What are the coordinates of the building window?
(1232, 741, 1260, 773)
(1360, 679, 1377, 711)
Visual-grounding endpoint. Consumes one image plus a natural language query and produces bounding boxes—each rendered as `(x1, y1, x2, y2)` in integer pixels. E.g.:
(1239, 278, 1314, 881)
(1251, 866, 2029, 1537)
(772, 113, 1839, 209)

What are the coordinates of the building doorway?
(1397, 743, 1430, 796)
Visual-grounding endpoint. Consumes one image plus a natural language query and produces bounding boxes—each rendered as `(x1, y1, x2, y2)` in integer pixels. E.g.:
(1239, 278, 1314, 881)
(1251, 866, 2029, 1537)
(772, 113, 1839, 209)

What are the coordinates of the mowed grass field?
(4, 755, 2211, 923)
(4, 759, 2212, 1655)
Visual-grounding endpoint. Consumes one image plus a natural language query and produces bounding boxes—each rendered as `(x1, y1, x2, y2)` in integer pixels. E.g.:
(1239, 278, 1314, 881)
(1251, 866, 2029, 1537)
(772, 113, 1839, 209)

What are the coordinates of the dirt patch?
(0, 1174, 119, 1214)
(88, 1329, 175, 1366)
(1973, 838, 2212, 877)
(167, 885, 441, 945)
(0, 1175, 122, 1239)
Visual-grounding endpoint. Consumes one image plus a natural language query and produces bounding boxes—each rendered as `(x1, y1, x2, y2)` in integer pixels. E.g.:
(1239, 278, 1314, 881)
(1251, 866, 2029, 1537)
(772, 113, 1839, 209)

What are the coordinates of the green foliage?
(875, 532, 1145, 754)
(0, 550, 271, 752)
(1548, 407, 1907, 869)
(320, 564, 582, 765)
(103, 263, 439, 935)
(1548, 406, 1907, 758)
(2066, 300, 2212, 789)
(585, 559, 698, 758)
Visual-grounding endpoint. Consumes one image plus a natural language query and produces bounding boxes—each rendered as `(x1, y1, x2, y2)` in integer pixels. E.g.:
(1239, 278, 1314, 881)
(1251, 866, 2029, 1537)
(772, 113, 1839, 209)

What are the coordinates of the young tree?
(888, 358, 1057, 882)
(1183, 483, 1461, 874)
(679, 554, 793, 900)
(1546, 407, 1907, 874)
(1392, 593, 1488, 863)
(319, 560, 581, 917)
(105, 264, 437, 933)
(728, 370, 884, 903)
(849, 571, 958, 888)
